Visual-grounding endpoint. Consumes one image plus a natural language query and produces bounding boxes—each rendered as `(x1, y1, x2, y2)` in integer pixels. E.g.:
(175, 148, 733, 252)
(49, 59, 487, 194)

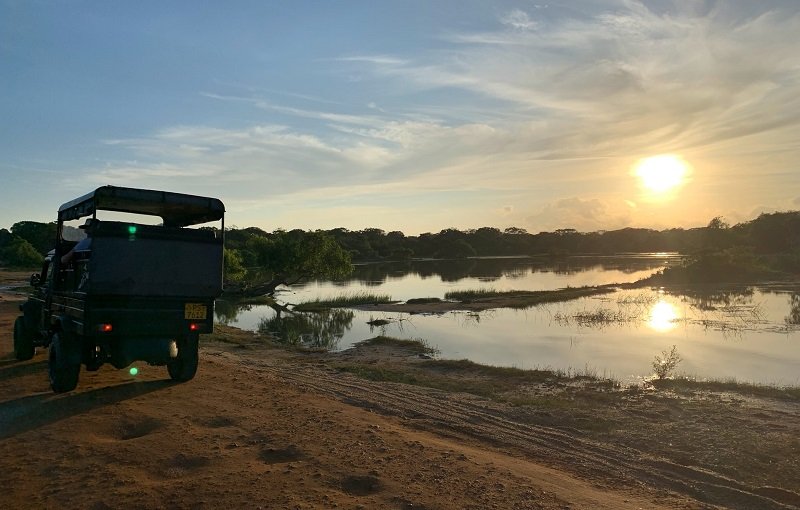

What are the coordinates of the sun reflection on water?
(648, 300, 680, 332)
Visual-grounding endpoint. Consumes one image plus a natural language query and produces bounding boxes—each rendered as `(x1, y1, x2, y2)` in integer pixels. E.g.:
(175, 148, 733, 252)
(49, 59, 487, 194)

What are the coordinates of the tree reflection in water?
(786, 293, 800, 326)
(215, 298, 252, 324)
(258, 308, 355, 350)
(343, 256, 672, 286)
(668, 287, 755, 312)
(215, 298, 356, 350)
(663, 287, 768, 337)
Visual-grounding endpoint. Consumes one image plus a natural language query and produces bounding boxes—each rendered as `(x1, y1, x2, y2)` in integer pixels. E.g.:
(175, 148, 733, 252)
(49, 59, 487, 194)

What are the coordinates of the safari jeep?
(13, 186, 225, 393)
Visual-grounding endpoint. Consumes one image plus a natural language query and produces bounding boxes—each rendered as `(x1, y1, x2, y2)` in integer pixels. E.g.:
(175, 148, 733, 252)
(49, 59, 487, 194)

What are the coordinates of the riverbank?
(3, 271, 800, 508)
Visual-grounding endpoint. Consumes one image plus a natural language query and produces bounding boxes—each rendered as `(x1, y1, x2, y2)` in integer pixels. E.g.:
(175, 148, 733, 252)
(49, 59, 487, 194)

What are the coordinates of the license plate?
(184, 303, 207, 320)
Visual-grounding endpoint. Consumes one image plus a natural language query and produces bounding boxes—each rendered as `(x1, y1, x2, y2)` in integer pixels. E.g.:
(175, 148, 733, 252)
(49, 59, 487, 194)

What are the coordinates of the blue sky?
(2, 0, 799, 234)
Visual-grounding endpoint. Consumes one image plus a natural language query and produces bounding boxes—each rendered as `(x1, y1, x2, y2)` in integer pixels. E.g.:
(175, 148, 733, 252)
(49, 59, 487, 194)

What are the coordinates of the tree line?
(223, 210, 799, 261)
(2, 211, 799, 290)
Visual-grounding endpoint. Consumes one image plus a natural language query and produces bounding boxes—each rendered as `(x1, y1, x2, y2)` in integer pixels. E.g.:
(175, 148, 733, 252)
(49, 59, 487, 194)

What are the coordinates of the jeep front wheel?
(13, 316, 35, 361)
(49, 331, 81, 393)
(167, 333, 199, 382)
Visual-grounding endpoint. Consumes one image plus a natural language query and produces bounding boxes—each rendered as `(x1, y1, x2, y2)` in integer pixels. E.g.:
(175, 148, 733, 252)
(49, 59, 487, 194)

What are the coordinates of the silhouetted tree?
(10, 221, 57, 255)
(0, 237, 44, 267)
(744, 212, 800, 253)
(231, 230, 353, 296)
(9, 209, 800, 275)
(707, 216, 729, 230)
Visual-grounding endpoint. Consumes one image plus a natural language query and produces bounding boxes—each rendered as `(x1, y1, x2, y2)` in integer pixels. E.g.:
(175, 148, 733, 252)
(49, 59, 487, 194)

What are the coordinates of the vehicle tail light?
(189, 323, 199, 331)
(98, 323, 113, 332)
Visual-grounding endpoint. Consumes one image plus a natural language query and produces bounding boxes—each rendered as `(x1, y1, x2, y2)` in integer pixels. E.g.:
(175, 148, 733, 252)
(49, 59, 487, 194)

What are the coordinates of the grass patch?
(653, 377, 800, 401)
(444, 289, 534, 301)
(425, 359, 618, 388)
(336, 363, 500, 397)
(425, 358, 553, 381)
(294, 292, 395, 311)
(616, 292, 658, 306)
(336, 355, 619, 404)
(405, 297, 442, 304)
(337, 365, 420, 385)
(553, 307, 638, 327)
(356, 336, 439, 356)
(443, 286, 615, 307)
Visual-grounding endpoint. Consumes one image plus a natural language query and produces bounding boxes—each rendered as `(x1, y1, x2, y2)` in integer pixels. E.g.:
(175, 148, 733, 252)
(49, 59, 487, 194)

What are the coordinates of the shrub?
(223, 248, 247, 282)
(1, 237, 44, 268)
(652, 345, 682, 380)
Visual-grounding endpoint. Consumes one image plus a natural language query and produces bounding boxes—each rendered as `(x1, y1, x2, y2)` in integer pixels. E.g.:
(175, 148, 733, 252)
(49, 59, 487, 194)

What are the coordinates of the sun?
(647, 300, 680, 332)
(634, 154, 689, 194)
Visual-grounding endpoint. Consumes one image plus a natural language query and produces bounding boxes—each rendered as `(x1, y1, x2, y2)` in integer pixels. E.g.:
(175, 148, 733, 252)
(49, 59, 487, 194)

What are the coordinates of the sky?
(2, 0, 799, 235)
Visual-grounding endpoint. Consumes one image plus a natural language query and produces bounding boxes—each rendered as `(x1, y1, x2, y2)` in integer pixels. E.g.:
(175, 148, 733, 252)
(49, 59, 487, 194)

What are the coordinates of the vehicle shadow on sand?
(0, 356, 49, 382)
(0, 378, 173, 439)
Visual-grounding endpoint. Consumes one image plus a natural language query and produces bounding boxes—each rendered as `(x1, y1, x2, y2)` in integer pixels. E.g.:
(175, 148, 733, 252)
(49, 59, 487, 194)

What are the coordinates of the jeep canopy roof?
(58, 186, 225, 227)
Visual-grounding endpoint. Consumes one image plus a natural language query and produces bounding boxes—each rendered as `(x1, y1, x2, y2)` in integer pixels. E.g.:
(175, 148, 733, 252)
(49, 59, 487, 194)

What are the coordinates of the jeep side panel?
(86, 226, 223, 298)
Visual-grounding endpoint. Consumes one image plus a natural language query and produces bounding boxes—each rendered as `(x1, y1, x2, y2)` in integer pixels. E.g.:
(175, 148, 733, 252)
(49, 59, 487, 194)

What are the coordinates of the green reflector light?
(129, 367, 139, 376)
(128, 225, 137, 234)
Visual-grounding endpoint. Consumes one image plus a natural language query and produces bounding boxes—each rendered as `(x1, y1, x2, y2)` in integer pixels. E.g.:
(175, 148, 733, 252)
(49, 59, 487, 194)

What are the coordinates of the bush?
(652, 345, 682, 380)
(223, 248, 247, 282)
(1, 237, 44, 268)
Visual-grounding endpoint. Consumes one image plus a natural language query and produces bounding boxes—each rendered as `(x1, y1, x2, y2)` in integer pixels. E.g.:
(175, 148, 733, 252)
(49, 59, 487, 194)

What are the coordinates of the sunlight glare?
(634, 154, 688, 194)
(647, 301, 679, 332)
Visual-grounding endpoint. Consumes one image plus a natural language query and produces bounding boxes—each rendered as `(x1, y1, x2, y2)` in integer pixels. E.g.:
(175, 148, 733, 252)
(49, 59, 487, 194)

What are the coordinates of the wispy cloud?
(353, 2, 800, 156)
(500, 9, 539, 31)
(66, 1, 800, 233)
(335, 55, 410, 66)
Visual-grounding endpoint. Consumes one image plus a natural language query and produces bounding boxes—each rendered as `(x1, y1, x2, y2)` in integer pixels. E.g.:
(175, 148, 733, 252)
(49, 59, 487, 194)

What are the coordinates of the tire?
(167, 334, 199, 382)
(13, 316, 35, 361)
(49, 331, 81, 393)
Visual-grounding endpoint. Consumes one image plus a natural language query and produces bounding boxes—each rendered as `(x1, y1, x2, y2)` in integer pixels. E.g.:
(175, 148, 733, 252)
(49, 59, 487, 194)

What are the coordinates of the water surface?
(218, 256, 800, 386)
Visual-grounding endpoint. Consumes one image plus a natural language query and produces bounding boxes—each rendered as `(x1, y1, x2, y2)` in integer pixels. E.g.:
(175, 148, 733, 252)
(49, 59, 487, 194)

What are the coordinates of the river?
(217, 255, 800, 386)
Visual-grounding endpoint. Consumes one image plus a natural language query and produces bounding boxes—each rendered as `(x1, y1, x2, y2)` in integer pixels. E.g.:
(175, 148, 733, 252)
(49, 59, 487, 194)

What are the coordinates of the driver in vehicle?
(60, 218, 98, 265)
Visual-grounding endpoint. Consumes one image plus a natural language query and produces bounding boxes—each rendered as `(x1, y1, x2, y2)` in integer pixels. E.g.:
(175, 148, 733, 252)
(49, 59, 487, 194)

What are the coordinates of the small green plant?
(652, 345, 682, 379)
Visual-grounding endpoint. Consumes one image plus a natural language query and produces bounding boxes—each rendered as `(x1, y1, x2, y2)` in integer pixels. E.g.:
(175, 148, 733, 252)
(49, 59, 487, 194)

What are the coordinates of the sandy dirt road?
(1, 282, 797, 509)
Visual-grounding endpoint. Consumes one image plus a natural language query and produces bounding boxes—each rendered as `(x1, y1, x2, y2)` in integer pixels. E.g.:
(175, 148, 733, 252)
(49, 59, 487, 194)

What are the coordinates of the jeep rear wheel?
(14, 316, 35, 361)
(167, 333, 199, 382)
(49, 331, 81, 393)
